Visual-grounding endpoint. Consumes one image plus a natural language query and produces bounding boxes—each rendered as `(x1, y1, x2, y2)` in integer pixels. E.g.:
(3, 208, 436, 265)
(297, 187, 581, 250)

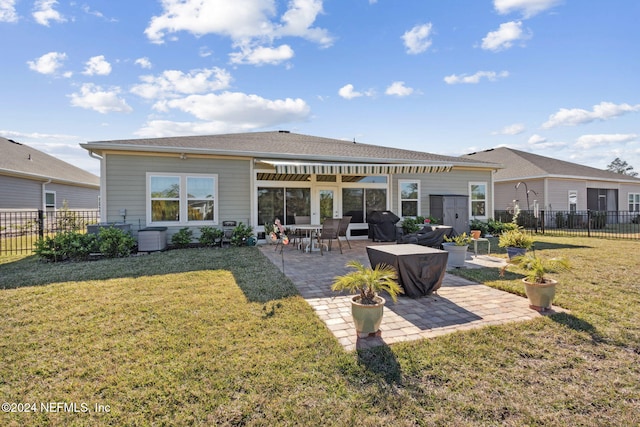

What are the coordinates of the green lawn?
(1, 237, 639, 426)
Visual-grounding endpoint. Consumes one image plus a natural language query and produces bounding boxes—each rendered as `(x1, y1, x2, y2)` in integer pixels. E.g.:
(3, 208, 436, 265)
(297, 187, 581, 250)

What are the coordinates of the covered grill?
(367, 210, 401, 242)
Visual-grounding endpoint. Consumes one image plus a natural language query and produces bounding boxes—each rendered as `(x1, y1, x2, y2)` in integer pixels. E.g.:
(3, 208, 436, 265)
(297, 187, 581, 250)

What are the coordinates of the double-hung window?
(399, 180, 419, 217)
(148, 173, 217, 225)
(470, 182, 487, 218)
(629, 193, 640, 212)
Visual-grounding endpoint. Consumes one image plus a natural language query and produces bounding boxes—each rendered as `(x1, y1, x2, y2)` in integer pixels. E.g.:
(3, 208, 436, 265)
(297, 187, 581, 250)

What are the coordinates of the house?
(464, 147, 640, 221)
(0, 137, 100, 211)
(80, 131, 500, 240)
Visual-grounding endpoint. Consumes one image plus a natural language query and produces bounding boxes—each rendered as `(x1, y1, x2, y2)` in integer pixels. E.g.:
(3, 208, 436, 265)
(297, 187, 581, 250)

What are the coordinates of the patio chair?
(338, 216, 352, 249)
(317, 218, 342, 256)
(293, 215, 311, 250)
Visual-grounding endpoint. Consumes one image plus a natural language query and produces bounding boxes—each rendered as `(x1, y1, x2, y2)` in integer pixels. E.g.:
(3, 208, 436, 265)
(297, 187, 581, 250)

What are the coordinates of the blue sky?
(1, 0, 639, 177)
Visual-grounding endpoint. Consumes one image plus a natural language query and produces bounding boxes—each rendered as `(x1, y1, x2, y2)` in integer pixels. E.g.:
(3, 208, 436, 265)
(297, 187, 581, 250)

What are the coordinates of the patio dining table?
(291, 224, 323, 252)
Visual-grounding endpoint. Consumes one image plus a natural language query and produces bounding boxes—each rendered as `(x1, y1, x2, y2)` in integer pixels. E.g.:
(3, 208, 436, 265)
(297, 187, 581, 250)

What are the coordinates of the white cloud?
(33, 0, 66, 26)
(158, 92, 309, 123)
(82, 55, 112, 76)
(69, 83, 133, 114)
(481, 21, 529, 51)
(144, 0, 333, 66)
(542, 102, 640, 129)
(494, 0, 563, 19)
(338, 84, 374, 100)
(0, 0, 18, 22)
(131, 67, 232, 100)
(528, 134, 546, 144)
(135, 57, 153, 69)
(574, 133, 638, 149)
(229, 44, 294, 65)
(27, 51, 68, 75)
(135, 120, 243, 138)
(385, 81, 414, 97)
(444, 70, 509, 84)
(402, 23, 433, 54)
(493, 123, 525, 135)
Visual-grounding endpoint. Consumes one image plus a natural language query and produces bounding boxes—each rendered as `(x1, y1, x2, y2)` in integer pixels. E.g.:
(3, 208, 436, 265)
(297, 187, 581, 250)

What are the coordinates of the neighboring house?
(0, 137, 100, 211)
(464, 147, 640, 220)
(80, 131, 500, 239)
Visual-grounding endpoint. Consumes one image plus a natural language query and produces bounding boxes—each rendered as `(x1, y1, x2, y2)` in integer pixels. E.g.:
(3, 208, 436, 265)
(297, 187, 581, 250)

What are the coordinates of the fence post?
(540, 210, 545, 234)
(587, 210, 591, 237)
(38, 209, 45, 240)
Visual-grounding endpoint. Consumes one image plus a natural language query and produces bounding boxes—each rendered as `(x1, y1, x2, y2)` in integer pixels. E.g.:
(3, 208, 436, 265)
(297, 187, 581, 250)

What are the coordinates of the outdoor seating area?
(259, 239, 561, 351)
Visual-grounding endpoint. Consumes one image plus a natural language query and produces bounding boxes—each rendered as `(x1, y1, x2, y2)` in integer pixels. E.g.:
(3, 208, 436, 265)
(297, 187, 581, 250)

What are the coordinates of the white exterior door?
(313, 187, 339, 224)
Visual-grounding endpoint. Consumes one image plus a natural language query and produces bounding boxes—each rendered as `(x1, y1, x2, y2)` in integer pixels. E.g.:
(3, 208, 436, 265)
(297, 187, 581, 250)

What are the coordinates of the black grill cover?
(367, 210, 401, 242)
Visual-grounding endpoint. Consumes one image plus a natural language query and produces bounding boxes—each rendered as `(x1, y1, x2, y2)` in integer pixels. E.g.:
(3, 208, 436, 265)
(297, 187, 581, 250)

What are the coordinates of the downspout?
(42, 179, 52, 211)
(88, 150, 106, 221)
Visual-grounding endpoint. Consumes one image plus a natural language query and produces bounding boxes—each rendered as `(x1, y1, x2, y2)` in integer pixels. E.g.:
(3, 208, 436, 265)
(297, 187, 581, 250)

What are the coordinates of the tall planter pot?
(351, 296, 385, 336)
(442, 243, 468, 268)
(523, 278, 557, 311)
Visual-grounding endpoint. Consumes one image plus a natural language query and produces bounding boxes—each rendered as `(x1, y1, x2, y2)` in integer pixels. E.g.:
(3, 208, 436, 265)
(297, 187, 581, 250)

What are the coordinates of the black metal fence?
(495, 210, 640, 240)
(0, 210, 100, 255)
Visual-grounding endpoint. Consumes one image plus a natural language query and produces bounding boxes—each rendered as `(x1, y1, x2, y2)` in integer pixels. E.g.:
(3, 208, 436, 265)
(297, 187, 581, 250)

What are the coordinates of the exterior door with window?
(314, 187, 339, 224)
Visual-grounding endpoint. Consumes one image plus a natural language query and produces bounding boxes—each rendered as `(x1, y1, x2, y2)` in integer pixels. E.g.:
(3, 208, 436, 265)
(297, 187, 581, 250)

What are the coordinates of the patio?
(259, 238, 561, 351)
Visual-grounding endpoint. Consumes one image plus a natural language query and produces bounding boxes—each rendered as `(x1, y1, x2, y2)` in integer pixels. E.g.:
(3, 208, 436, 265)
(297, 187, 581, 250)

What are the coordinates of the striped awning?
(260, 161, 453, 175)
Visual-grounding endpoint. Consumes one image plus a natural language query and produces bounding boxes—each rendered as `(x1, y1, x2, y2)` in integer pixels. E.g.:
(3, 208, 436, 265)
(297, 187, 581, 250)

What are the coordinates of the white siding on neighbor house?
(494, 179, 545, 212)
(391, 168, 493, 221)
(103, 153, 251, 237)
(0, 175, 98, 210)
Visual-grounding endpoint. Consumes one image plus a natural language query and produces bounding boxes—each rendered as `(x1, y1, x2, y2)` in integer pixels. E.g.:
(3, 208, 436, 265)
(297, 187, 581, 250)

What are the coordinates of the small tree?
(607, 157, 638, 177)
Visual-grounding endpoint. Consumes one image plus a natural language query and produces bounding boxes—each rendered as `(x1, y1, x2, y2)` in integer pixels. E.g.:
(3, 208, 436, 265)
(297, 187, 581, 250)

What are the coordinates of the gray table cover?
(366, 244, 449, 298)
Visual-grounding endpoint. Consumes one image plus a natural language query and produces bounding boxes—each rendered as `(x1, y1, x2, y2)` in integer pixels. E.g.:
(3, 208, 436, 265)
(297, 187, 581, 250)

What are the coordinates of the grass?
(1, 237, 640, 426)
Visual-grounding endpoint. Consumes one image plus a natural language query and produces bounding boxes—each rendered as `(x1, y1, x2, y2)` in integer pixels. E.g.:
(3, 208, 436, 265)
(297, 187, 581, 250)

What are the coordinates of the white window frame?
(45, 191, 56, 209)
(569, 190, 578, 212)
(398, 180, 420, 218)
(146, 172, 218, 226)
(469, 182, 488, 219)
(629, 193, 640, 212)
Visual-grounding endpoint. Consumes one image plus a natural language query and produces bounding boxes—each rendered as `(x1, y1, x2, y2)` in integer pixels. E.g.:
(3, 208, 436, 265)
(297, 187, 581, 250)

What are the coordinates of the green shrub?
(98, 227, 136, 258)
(231, 222, 253, 246)
(34, 231, 99, 262)
(171, 227, 194, 248)
(470, 219, 489, 235)
(199, 226, 224, 247)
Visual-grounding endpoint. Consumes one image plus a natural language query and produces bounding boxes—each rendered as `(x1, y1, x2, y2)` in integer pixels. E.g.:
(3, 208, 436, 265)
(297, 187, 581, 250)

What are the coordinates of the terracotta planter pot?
(470, 230, 481, 239)
(351, 295, 385, 335)
(523, 278, 557, 311)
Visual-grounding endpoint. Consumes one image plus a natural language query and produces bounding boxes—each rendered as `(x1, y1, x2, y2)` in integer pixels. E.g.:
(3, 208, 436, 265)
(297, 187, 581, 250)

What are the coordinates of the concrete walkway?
(259, 238, 560, 351)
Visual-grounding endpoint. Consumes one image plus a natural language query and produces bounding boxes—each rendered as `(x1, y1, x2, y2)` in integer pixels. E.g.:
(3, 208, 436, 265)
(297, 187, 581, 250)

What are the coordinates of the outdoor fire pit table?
(366, 244, 449, 298)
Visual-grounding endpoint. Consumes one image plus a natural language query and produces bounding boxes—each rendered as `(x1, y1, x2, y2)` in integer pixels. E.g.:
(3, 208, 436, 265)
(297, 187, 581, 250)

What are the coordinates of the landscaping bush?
(199, 226, 224, 247)
(98, 227, 137, 258)
(231, 222, 253, 246)
(34, 231, 98, 262)
(171, 227, 194, 248)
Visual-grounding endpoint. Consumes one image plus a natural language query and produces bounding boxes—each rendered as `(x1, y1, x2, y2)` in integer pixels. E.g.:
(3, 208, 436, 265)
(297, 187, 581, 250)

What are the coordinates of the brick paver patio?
(259, 238, 561, 351)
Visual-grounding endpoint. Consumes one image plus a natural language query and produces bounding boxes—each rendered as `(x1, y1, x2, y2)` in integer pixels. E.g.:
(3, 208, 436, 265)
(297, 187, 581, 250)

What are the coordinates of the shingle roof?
(465, 147, 640, 183)
(81, 131, 498, 168)
(0, 137, 99, 186)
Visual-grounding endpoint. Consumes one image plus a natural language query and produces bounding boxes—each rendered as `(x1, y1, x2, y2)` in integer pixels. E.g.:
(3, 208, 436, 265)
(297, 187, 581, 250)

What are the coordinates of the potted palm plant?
(331, 260, 404, 336)
(498, 228, 534, 259)
(442, 232, 472, 267)
(501, 253, 571, 311)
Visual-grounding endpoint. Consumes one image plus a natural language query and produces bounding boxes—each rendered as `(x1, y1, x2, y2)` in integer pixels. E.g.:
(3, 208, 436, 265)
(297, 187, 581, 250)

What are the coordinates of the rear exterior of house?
(81, 131, 499, 241)
(0, 137, 100, 211)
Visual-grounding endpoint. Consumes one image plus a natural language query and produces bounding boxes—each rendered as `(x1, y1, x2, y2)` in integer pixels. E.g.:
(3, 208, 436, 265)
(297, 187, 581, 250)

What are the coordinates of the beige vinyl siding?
(391, 168, 493, 221)
(103, 153, 251, 236)
(546, 179, 587, 211)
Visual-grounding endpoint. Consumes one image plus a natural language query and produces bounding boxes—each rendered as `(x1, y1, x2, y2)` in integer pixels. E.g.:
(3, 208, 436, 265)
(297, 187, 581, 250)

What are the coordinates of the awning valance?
(259, 161, 453, 175)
